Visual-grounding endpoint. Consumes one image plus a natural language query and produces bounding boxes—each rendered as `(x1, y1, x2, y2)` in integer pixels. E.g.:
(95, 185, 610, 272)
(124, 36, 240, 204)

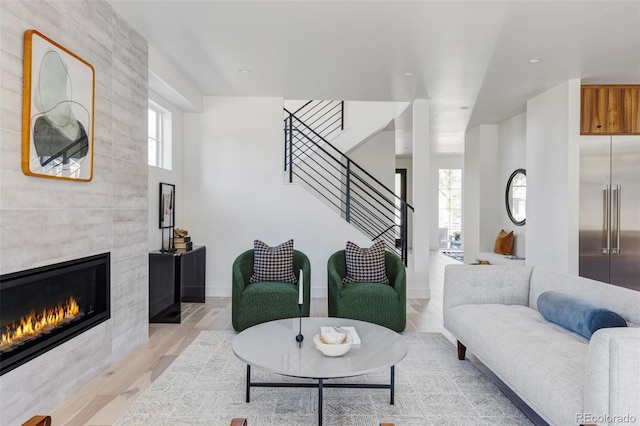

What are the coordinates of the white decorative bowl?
(313, 333, 352, 357)
(320, 330, 346, 344)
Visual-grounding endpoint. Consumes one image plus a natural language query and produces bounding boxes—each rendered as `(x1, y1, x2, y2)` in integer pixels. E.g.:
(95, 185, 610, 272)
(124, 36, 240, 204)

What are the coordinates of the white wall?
(146, 41, 203, 251)
(463, 113, 529, 261)
(348, 130, 396, 191)
(148, 44, 203, 113)
(463, 127, 480, 263)
(526, 80, 581, 273)
(348, 130, 397, 238)
(411, 99, 431, 298)
(0, 2, 148, 424)
(463, 125, 499, 263)
(497, 112, 527, 256)
(147, 89, 185, 252)
(567, 81, 581, 275)
(283, 99, 310, 114)
(463, 81, 581, 271)
(183, 97, 385, 299)
(331, 101, 400, 152)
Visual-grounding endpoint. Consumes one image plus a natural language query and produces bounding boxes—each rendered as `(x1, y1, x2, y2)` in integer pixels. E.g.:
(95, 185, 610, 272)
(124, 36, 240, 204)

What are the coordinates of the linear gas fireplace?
(0, 253, 110, 376)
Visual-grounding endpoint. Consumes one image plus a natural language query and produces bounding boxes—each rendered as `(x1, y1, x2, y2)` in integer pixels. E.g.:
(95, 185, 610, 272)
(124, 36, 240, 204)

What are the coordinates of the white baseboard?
(206, 285, 429, 299)
(407, 288, 430, 299)
(206, 285, 328, 298)
(207, 285, 232, 297)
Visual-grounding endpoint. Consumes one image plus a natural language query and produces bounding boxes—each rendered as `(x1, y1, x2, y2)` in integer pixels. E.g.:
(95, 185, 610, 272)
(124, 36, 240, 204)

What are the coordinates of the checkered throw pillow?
(343, 240, 389, 284)
(249, 239, 297, 283)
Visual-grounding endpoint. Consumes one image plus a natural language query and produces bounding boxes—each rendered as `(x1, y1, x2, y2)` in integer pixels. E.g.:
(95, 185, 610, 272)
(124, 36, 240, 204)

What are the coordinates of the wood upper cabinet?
(624, 87, 640, 133)
(581, 85, 640, 135)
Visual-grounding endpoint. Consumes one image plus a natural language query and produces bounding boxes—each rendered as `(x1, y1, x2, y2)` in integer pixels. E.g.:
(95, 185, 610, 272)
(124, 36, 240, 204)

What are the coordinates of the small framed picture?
(159, 183, 175, 229)
(22, 29, 95, 181)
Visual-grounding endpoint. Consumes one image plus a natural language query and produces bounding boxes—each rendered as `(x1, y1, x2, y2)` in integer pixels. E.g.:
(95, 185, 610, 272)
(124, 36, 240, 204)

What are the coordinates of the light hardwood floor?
(49, 252, 460, 426)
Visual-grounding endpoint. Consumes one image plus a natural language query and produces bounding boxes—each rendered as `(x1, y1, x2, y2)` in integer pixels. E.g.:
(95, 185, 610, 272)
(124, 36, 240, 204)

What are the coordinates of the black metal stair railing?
(291, 100, 344, 140)
(284, 103, 414, 265)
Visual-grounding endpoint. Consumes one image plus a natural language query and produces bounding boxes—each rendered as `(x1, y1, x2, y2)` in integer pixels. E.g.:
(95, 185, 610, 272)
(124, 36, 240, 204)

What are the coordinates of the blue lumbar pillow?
(537, 291, 627, 339)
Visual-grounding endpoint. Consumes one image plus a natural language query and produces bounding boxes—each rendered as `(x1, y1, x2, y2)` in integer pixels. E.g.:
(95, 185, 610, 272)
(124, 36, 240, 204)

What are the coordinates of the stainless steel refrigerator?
(579, 136, 640, 291)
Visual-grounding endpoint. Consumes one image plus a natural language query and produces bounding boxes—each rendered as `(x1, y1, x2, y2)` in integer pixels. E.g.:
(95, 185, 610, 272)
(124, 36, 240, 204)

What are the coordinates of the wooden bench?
(476, 251, 525, 265)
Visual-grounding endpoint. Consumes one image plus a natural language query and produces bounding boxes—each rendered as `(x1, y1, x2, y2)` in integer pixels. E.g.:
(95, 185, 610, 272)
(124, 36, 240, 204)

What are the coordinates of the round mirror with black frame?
(506, 168, 526, 226)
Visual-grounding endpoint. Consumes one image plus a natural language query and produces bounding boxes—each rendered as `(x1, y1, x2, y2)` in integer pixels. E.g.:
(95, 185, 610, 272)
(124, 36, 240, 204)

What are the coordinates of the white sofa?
(443, 265, 640, 426)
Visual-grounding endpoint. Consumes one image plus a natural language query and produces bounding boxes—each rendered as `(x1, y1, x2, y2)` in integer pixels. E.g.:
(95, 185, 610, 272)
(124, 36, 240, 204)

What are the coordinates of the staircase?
(284, 100, 413, 265)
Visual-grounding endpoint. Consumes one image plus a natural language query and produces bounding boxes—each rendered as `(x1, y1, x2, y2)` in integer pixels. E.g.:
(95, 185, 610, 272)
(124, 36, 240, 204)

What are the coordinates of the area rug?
(115, 331, 532, 426)
(441, 250, 464, 262)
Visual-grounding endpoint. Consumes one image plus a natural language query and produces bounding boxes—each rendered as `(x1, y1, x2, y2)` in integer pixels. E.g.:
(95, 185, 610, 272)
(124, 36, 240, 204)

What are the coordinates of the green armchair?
(232, 249, 311, 331)
(327, 250, 406, 332)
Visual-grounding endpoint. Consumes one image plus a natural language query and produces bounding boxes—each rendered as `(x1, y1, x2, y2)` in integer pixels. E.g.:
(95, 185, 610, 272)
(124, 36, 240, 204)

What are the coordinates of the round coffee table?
(232, 317, 408, 425)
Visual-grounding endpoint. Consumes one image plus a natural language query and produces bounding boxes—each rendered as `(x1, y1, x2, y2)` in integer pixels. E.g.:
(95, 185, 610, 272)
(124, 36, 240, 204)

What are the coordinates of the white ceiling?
(109, 0, 640, 154)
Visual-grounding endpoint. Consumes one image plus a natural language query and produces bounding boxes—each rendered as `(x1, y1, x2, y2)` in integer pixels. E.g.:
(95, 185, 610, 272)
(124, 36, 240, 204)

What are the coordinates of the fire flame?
(1, 296, 80, 351)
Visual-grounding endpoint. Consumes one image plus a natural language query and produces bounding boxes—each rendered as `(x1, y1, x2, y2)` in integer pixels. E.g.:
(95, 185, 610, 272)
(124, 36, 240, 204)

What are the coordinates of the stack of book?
(170, 235, 193, 253)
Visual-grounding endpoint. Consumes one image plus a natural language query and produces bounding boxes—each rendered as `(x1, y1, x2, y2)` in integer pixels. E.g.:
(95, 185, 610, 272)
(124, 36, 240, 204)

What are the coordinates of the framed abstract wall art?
(159, 182, 175, 229)
(22, 30, 95, 182)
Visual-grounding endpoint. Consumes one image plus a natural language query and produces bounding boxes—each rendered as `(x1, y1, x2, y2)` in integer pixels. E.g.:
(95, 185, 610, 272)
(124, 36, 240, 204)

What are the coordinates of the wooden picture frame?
(159, 183, 175, 229)
(22, 29, 95, 181)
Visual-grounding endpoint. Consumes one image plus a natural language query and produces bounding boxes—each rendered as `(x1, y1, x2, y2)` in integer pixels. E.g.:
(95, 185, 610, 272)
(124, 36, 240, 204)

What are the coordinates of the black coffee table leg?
(318, 378, 323, 426)
(390, 365, 395, 405)
(246, 365, 251, 402)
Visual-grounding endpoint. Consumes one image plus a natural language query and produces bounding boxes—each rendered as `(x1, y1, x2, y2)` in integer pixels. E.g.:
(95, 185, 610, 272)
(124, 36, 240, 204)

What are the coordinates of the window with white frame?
(148, 102, 171, 169)
(438, 168, 463, 249)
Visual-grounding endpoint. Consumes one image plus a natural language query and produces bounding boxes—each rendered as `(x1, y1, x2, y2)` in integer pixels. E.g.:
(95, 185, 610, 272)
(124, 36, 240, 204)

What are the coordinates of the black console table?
(149, 245, 206, 323)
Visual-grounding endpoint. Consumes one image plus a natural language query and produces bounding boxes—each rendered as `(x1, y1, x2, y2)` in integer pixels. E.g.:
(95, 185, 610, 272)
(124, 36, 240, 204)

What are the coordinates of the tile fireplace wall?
(0, 1, 149, 424)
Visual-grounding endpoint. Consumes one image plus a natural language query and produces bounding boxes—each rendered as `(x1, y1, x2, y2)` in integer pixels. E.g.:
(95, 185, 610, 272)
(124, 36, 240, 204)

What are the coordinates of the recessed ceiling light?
(404, 71, 415, 77)
(238, 69, 250, 74)
(528, 58, 543, 64)
(460, 106, 469, 110)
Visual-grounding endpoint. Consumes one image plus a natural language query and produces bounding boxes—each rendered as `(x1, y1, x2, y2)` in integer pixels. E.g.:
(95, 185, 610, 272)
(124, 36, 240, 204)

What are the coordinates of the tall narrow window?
(438, 169, 462, 250)
(148, 102, 172, 169)
(148, 106, 162, 167)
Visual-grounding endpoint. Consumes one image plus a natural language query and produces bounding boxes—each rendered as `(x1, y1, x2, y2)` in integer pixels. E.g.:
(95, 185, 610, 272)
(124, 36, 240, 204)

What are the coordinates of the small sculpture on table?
(296, 268, 304, 347)
(171, 228, 193, 253)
